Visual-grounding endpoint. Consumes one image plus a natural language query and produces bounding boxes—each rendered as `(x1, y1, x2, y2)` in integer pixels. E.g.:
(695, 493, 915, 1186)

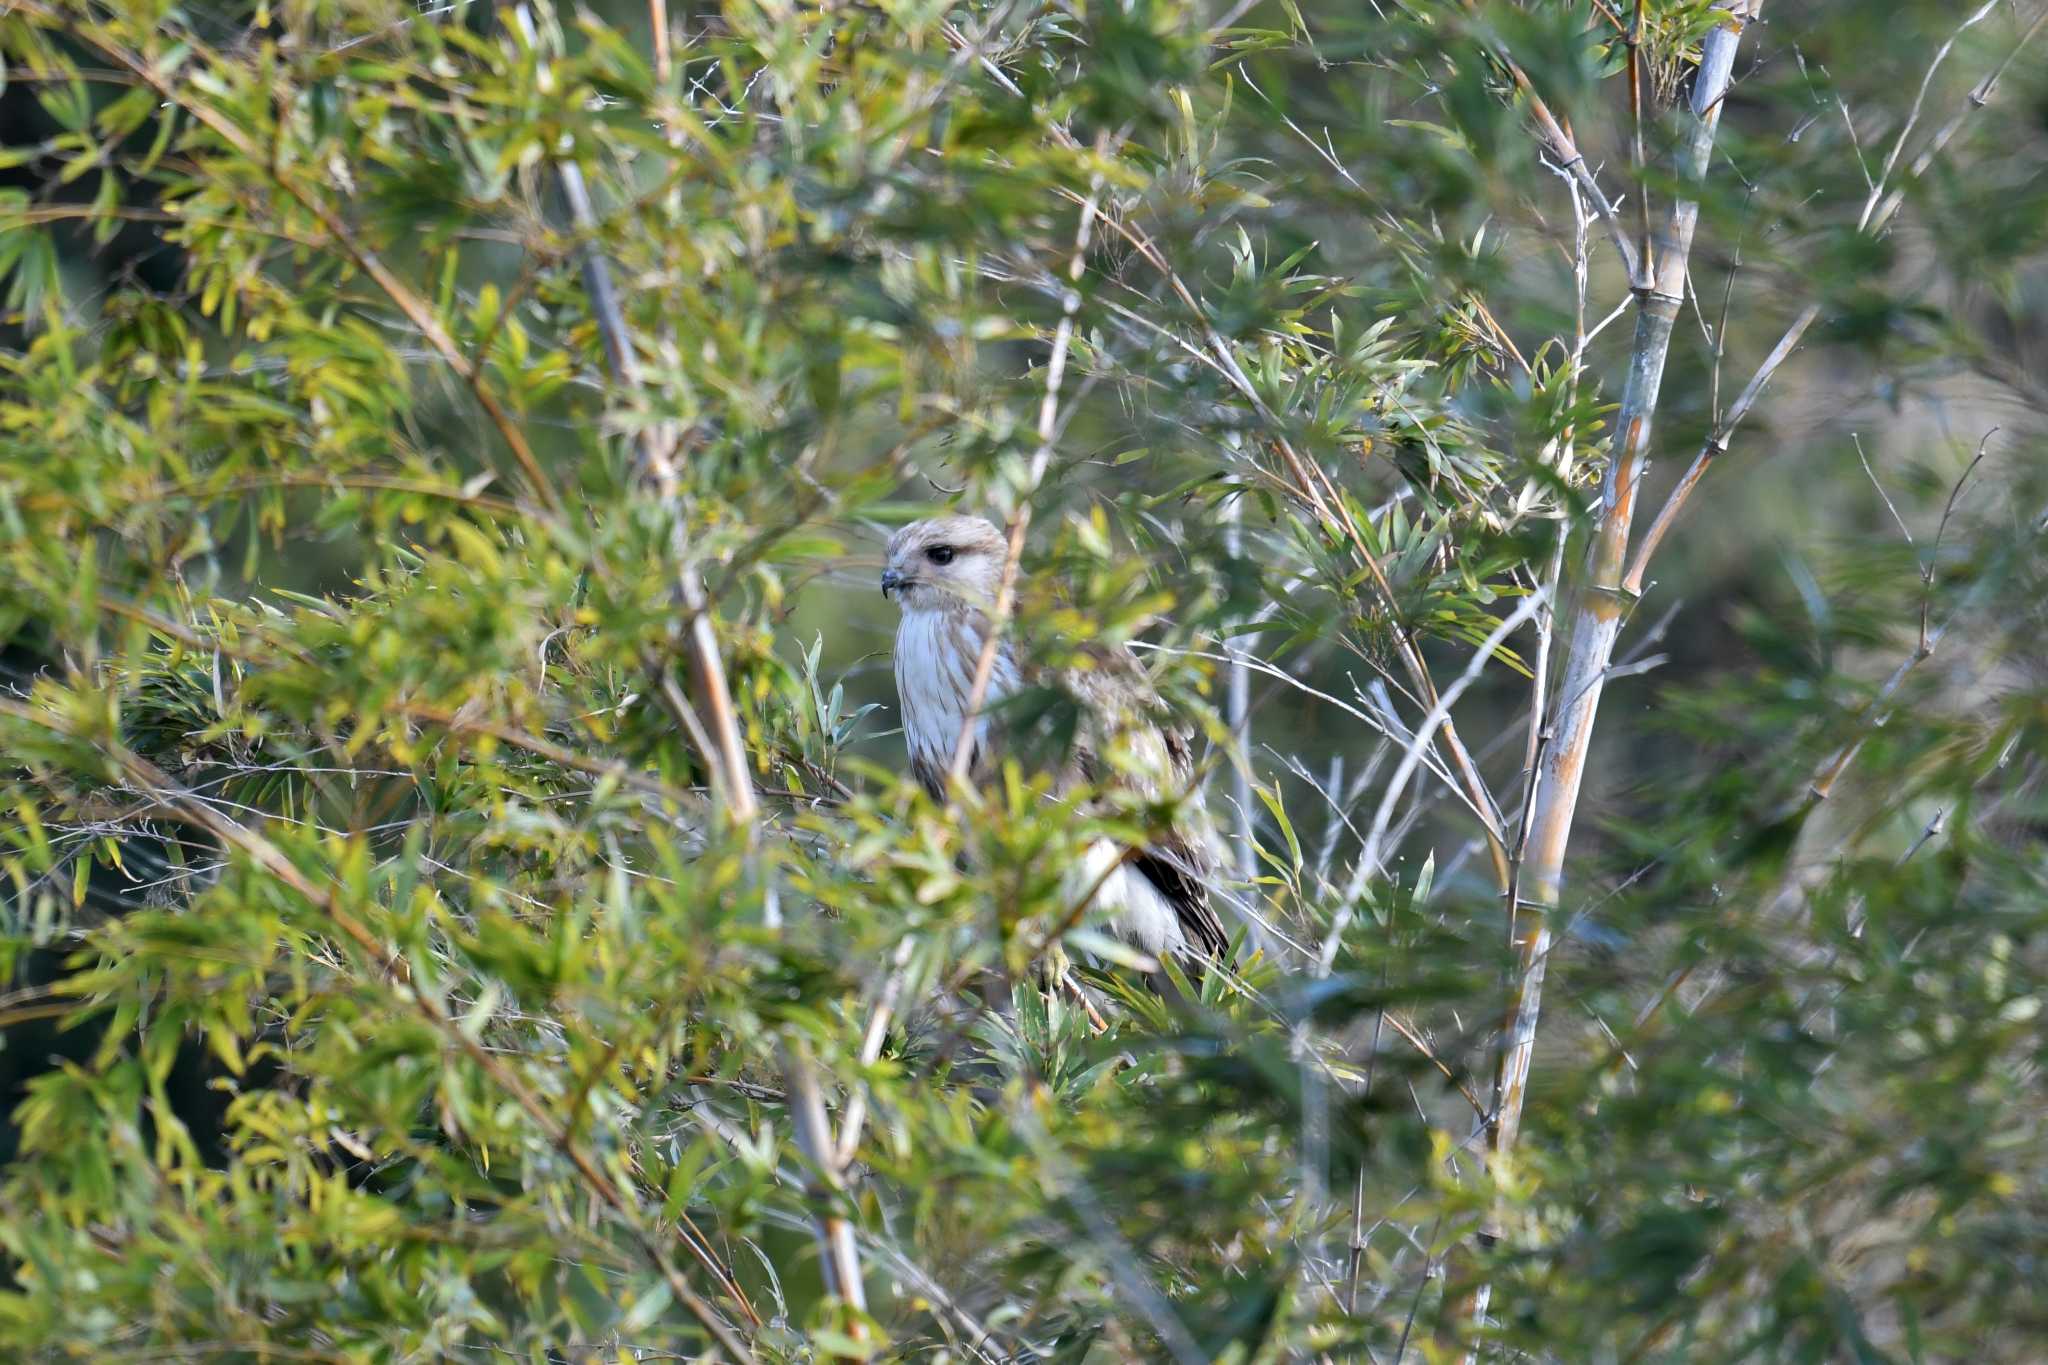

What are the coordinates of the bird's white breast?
(893, 607, 1197, 964)
(893, 606, 1020, 776)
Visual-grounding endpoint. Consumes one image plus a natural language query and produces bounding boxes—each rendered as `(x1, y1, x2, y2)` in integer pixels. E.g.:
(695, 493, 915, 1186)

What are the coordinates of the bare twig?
(1621, 301, 1818, 596)
(1853, 433, 1916, 550)
(1861, 0, 2003, 232)
(1867, 5, 2048, 235)
(1327, 589, 1550, 972)
(1806, 431, 1996, 805)
(1520, 82, 1643, 287)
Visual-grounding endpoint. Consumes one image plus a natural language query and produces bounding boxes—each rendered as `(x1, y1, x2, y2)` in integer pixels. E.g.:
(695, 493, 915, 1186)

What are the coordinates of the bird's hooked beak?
(880, 567, 906, 599)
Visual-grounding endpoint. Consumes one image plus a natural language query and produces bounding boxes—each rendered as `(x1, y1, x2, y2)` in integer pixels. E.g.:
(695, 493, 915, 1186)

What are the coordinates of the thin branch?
(1867, 5, 2048, 234)
(1629, 2, 2048, 593)
(1379, 1011, 1488, 1123)
(1131, 642, 1488, 832)
(1863, 0, 2003, 229)
(1805, 431, 1996, 805)
(784, 1039, 869, 1313)
(1621, 301, 1817, 596)
(1326, 589, 1550, 972)
(1853, 433, 1916, 550)
(1520, 82, 1643, 286)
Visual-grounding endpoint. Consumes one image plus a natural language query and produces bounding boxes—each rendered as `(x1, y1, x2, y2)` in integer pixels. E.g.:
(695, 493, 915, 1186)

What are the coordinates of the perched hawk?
(881, 514, 1229, 972)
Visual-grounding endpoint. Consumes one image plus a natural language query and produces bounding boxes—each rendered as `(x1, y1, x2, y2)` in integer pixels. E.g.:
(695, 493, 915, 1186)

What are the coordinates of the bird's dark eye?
(926, 545, 955, 565)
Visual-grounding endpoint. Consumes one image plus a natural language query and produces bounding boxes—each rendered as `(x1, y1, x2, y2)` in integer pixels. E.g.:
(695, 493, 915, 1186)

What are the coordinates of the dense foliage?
(2, 0, 2045, 1358)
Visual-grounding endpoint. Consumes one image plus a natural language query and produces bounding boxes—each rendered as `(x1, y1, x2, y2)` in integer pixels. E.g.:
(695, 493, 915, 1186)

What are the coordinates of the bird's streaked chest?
(893, 607, 1019, 771)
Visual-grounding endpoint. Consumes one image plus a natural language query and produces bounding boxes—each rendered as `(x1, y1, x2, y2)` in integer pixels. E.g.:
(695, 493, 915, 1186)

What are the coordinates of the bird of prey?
(881, 514, 1229, 973)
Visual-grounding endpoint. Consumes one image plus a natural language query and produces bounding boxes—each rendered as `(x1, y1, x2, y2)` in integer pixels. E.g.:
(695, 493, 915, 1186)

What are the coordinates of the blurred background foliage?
(0, 0, 2045, 1359)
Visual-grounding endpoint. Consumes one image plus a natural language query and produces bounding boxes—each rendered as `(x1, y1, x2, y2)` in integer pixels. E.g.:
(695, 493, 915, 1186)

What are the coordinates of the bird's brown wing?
(1056, 648, 1230, 970)
(1140, 722, 1230, 963)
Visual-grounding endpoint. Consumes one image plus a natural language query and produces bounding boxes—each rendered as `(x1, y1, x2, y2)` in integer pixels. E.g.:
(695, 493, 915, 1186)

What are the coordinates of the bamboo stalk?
(1453, 12, 2043, 1341)
(1225, 493, 1259, 892)
(1459, 3, 1766, 1345)
(787, 1038, 871, 1314)
(1628, 0, 1651, 279)
(1495, 0, 1761, 1158)
(648, 0, 671, 86)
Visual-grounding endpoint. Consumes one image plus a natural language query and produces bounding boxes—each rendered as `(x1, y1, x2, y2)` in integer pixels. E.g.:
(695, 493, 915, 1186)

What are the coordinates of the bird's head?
(881, 514, 1007, 613)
